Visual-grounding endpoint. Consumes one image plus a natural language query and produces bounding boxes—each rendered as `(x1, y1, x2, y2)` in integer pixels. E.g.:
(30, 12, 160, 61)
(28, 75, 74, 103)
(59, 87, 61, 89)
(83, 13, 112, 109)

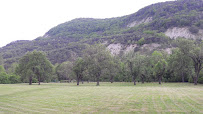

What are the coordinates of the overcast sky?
(0, 0, 174, 47)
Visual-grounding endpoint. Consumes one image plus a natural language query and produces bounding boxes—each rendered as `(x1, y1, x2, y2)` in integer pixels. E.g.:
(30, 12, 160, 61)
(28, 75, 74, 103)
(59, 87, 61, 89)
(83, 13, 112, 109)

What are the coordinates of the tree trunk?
(77, 78, 79, 86)
(110, 76, 113, 83)
(29, 76, 32, 85)
(96, 80, 99, 86)
(158, 76, 161, 85)
(194, 77, 198, 85)
(194, 62, 201, 85)
(38, 77, 40, 85)
(134, 80, 136, 85)
(77, 75, 80, 85)
(133, 76, 136, 85)
(181, 71, 184, 83)
(96, 72, 101, 86)
(141, 74, 144, 84)
(142, 78, 144, 84)
(96, 76, 100, 86)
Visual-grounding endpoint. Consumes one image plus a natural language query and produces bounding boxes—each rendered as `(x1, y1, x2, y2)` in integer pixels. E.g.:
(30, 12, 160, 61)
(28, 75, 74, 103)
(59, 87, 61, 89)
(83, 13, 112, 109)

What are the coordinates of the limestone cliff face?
(165, 27, 203, 40)
(107, 43, 172, 55)
(127, 17, 153, 28)
(107, 43, 123, 55)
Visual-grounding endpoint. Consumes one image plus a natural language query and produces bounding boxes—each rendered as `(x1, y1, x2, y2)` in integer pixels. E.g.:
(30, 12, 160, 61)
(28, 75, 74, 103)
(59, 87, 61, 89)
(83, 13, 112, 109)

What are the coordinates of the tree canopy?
(16, 51, 53, 85)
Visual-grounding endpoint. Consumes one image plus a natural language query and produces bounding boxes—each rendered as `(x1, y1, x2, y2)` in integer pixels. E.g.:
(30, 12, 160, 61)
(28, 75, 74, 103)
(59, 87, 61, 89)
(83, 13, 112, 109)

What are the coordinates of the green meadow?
(0, 82, 202, 114)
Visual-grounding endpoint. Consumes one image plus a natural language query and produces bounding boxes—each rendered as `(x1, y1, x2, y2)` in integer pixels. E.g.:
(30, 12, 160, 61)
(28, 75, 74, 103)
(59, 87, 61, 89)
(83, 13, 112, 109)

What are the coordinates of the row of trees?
(0, 65, 20, 84)
(56, 38, 203, 85)
(1, 39, 203, 85)
(55, 38, 203, 85)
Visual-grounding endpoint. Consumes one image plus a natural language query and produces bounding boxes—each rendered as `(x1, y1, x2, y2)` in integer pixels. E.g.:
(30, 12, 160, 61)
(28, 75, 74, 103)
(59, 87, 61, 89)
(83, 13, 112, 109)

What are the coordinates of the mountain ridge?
(0, 0, 202, 69)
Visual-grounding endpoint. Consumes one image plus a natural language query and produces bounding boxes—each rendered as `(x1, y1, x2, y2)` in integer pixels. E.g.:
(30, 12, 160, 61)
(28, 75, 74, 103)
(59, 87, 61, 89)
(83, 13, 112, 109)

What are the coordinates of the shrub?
(143, 30, 155, 35)
(189, 26, 199, 34)
(9, 74, 20, 84)
(198, 77, 203, 84)
(32, 78, 38, 83)
(188, 76, 193, 83)
(137, 37, 145, 46)
(0, 72, 10, 84)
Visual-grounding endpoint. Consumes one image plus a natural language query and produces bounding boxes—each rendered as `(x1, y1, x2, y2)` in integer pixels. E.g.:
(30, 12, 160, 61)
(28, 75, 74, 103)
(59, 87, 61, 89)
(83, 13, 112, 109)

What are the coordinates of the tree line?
(0, 38, 203, 85)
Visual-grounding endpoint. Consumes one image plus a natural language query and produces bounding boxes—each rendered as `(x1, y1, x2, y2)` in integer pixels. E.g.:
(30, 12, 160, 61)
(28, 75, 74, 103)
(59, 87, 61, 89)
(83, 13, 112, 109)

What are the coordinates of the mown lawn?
(0, 82, 202, 114)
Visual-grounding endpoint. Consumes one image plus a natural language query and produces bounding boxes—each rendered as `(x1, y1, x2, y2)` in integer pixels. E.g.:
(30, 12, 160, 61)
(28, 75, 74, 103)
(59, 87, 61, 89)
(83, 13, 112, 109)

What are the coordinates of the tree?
(152, 51, 168, 84)
(168, 48, 192, 82)
(115, 61, 129, 82)
(176, 38, 203, 85)
(124, 51, 146, 85)
(7, 63, 18, 74)
(56, 61, 73, 81)
(106, 57, 119, 83)
(154, 60, 168, 84)
(0, 72, 9, 84)
(83, 44, 112, 86)
(0, 65, 8, 84)
(132, 54, 147, 84)
(139, 56, 153, 83)
(16, 51, 53, 85)
(0, 65, 6, 73)
(123, 51, 137, 85)
(0, 54, 3, 66)
(73, 58, 86, 85)
(137, 37, 145, 46)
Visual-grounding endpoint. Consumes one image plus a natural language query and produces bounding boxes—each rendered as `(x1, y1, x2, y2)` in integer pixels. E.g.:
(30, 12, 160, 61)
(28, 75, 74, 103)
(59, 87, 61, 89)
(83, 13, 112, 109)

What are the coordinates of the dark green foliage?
(0, 0, 202, 85)
(198, 77, 203, 84)
(0, 65, 6, 73)
(137, 37, 145, 46)
(176, 38, 203, 85)
(55, 61, 73, 81)
(0, 72, 9, 84)
(0, 0, 202, 69)
(16, 51, 53, 85)
(168, 48, 192, 82)
(195, 20, 203, 29)
(189, 26, 199, 34)
(83, 44, 112, 86)
(152, 51, 168, 84)
(46, 18, 124, 39)
(0, 54, 3, 65)
(72, 58, 86, 85)
(0, 72, 20, 84)
(8, 74, 20, 84)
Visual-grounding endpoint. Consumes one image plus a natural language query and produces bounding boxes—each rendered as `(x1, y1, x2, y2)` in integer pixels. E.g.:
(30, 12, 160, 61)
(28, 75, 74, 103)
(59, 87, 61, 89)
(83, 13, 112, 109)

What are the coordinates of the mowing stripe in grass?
(0, 83, 202, 113)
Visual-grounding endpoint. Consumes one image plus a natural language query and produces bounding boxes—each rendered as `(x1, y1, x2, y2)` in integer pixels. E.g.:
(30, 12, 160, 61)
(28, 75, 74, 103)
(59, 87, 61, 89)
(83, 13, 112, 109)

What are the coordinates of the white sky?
(0, 0, 173, 47)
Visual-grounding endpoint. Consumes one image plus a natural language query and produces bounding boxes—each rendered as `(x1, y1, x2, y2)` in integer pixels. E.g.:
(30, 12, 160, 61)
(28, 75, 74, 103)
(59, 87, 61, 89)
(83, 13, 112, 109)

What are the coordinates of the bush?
(189, 26, 199, 34)
(137, 37, 145, 46)
(9, 74, 20, 84)
(32, 78, 38, 83)
(0, 72, 10, 84)
(198, 77, 203, 84)
(188, 76, 193, 83)
(143, 30, 155, 35)
(0, 72, 21, 84)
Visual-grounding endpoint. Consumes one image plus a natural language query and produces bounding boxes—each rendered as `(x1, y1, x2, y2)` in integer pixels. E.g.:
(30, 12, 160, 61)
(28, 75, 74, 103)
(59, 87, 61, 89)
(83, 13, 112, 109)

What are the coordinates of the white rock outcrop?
(124, 44, 138, 54)
(127, 17, 153, 28)
(107, 43, 123, 55)
(165, 27, 203, 39)
(141, 43, 161, 51)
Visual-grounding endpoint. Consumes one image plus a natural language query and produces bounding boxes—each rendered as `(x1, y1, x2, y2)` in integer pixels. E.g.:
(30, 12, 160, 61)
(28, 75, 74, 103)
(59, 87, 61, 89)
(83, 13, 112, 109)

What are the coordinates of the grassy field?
(0, 82, 202, 114)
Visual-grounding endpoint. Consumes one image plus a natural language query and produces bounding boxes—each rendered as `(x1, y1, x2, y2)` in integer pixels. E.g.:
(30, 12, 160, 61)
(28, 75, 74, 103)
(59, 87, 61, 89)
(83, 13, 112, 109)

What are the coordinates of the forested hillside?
(0, 0, 202, 70)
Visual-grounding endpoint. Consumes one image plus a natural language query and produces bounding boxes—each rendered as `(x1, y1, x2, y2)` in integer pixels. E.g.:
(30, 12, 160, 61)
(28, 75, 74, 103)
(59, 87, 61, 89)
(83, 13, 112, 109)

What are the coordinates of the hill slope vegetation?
(0, 0, 202, 69)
